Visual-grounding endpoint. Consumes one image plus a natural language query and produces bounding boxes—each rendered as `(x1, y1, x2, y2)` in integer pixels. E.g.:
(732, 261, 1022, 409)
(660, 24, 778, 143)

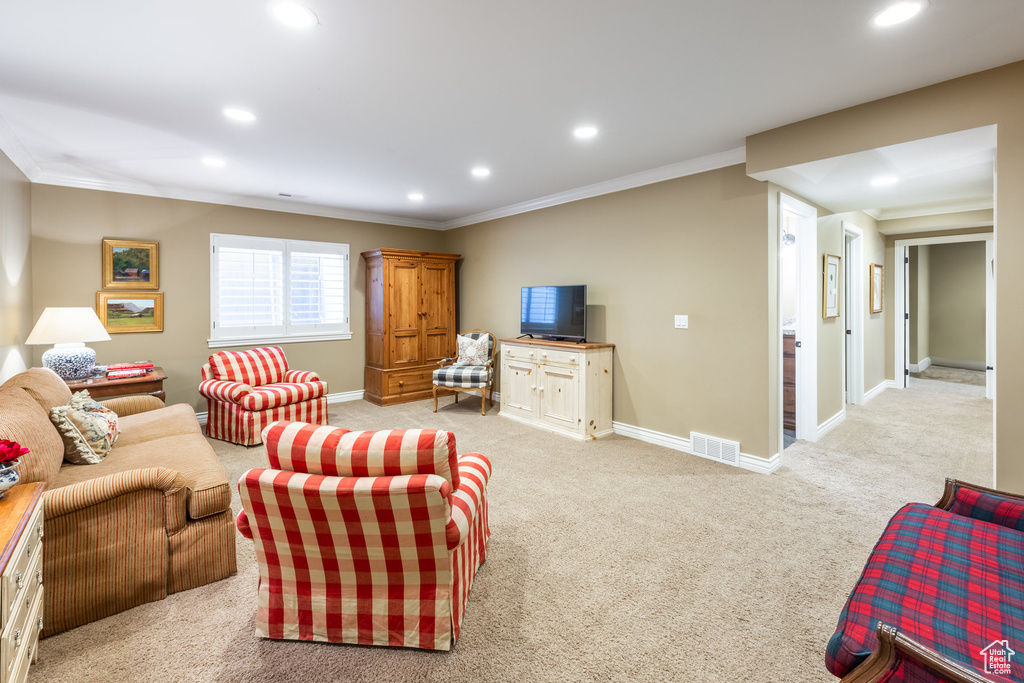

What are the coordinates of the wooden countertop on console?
(0, 483, 43, 571)
(500, 338, 614, 350)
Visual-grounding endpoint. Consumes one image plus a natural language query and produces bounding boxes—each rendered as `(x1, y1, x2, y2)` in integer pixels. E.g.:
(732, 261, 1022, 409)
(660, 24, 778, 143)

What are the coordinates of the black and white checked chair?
(432, 330, 497, 415)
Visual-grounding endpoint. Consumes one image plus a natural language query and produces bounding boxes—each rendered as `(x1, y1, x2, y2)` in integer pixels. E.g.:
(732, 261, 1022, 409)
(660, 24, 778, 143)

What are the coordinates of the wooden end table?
(65, 367, 168, 403)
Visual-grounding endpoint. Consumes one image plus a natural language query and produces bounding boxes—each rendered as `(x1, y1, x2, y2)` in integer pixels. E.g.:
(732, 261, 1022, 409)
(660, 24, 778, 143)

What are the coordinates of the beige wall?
(30, 186, 444, 410)
(812, 211, 886, 423)
(0, 150, 32, 384)
(929, 241, 986, 364)
(879, 209, 994, 236)
(909, 246, 930, 365)
(747, 60, 1024, 491)
(442, 165, 777, 459)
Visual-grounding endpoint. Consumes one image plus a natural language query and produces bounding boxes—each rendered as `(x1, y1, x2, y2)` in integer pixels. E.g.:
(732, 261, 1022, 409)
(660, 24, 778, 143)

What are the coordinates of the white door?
(986, 239, 995, 399)
(903, 246, 910, 387)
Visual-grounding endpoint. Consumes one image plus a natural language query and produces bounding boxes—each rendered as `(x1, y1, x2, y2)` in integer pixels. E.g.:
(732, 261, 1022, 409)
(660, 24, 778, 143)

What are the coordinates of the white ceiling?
(0, 1, 1022, 229)
(752, 126, 996, 219)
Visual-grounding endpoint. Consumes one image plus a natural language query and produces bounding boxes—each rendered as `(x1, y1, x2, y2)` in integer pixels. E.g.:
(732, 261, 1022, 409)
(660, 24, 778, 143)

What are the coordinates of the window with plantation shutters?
(210, 234, 350, 348)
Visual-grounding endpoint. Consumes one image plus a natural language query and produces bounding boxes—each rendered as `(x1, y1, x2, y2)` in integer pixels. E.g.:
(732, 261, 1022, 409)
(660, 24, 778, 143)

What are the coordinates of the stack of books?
(107, 362, 153, 379)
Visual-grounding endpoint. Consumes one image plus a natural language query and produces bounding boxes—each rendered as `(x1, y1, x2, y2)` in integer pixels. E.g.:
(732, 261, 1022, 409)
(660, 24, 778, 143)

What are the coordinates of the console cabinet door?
(538, 364, 579, 432)
(501, 359, 537, 417)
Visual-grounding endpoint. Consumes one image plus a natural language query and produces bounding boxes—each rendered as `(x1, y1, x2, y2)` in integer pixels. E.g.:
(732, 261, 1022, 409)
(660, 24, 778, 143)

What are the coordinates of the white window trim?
(209, 233, 352, 348)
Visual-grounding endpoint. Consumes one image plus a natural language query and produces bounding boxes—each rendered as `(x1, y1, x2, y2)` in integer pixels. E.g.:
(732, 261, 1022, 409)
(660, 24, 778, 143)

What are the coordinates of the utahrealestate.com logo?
(981, 640, 1016, 676)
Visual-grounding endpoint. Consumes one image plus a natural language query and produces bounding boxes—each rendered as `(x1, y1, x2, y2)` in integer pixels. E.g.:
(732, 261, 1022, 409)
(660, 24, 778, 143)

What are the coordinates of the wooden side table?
(65, 367, 167, 402)
(0, 483, 44, 683)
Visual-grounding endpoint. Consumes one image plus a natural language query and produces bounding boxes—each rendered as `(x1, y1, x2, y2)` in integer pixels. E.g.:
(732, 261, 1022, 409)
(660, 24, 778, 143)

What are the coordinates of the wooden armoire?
(362, 248, 460, 405)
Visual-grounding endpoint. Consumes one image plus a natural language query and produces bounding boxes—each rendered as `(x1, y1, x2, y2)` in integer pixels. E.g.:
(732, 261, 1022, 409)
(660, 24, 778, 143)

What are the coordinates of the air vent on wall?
(690, 432, 741, 467)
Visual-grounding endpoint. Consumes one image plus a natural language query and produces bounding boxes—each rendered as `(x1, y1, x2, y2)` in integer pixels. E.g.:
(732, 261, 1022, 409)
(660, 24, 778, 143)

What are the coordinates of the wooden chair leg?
(455, 392, 459, 404)
(433, 385, 438, 413)
(480, 388, 486, 415)
(488, 382, 494, 407)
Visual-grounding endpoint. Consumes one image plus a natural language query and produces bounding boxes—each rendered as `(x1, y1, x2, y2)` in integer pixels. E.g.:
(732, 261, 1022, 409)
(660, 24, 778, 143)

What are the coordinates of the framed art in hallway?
(870, 263, 883, 313)
(823, 253, 841, 319)
(102, 238, 159, 290)
(96, 292, 164, 333)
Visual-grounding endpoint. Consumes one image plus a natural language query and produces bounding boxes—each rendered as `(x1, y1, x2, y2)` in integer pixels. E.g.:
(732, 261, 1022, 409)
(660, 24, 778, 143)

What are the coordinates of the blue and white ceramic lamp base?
(42, 342, 96, 381)
(0, 460, 20, 502)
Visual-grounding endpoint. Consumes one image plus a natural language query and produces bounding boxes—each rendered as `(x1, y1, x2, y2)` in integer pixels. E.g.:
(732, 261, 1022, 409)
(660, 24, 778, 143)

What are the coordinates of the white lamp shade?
(25, 307, 112, 345)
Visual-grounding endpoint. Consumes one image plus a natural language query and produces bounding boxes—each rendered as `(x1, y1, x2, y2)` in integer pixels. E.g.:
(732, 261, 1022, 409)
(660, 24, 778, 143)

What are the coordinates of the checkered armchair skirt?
(236, 421, 492, 650)
(199, 346, 328, 446)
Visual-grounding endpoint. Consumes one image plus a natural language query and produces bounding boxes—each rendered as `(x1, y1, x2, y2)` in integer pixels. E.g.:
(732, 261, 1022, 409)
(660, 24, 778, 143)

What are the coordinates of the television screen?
(521, 285, 587, 340)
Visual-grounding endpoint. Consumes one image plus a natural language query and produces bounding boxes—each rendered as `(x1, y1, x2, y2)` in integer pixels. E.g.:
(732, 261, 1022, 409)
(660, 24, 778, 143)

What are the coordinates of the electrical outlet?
(674, 315, 688, 329)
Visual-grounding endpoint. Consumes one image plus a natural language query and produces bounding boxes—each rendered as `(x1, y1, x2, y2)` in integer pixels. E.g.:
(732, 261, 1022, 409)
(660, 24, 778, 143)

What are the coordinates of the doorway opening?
(894, 234, 994, 399)
(779, 194, 817, 452)
(843, 222, 864, 406)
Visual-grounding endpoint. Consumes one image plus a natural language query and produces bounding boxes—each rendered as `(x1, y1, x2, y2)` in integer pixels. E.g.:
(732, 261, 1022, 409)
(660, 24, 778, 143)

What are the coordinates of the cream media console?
(498, 338, 614, 440)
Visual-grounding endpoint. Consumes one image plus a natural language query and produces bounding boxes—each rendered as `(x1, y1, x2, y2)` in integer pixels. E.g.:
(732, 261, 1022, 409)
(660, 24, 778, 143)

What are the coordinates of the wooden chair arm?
(841, 623, 998, 683)
(437, 357, 456, 368)
(935, 477, 1024, 510)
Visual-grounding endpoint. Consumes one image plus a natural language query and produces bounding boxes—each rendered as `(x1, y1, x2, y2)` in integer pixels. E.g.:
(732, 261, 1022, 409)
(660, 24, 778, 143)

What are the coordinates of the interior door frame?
(892, 233, 993, 393)
(779, 193, 818, 452)
(842, 222, 865, 405)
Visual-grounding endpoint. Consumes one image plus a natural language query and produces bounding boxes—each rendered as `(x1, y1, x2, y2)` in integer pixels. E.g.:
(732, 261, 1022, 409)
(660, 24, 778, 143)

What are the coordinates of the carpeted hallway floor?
(33, 384, 993, 682)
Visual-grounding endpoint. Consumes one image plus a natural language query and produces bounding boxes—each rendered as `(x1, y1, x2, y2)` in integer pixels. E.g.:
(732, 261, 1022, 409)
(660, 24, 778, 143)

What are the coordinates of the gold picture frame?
(823, 253, 841, 319)
(96, 292, 164, 334)
(102, 239, 159, 290)
(870, 263, 884, 313)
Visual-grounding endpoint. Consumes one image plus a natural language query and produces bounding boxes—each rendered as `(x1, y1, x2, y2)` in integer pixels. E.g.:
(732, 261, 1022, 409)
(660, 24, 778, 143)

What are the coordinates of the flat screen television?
(520, 285, 587, 341)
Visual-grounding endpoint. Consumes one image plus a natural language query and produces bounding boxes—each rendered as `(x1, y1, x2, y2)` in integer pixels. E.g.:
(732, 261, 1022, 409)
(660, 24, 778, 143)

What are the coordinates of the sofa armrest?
(846, 622, 997, 683)
(936, 478, 1024, 533)
(446, 453, 491, 550)
(198, 379, 252, 404)
(284, 369, 320, 383)
(44, 467, 187, 531)
(98, 395, 165, 417)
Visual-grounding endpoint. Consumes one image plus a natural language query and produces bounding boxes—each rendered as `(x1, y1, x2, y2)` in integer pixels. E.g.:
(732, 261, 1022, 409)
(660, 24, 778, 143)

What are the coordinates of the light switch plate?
(675, 315, 688, 329)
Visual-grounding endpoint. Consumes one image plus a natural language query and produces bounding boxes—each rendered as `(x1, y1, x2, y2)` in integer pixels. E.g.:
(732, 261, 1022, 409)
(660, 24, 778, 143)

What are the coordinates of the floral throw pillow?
(49, 391, 119, 465)
(455, 334, 489, 366)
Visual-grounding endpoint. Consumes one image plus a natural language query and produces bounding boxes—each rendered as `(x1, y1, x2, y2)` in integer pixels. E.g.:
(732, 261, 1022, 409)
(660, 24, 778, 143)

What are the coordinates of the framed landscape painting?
(96, 292, 164, 333)
(102, 239, 159, 290)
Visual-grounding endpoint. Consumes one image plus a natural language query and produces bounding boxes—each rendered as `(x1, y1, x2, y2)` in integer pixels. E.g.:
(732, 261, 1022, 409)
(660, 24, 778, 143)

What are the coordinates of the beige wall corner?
(30, 185, 445, 410)
(443, 165, 777, 459)
(928, 242, 987, 364)
(0, 149, 32, 384)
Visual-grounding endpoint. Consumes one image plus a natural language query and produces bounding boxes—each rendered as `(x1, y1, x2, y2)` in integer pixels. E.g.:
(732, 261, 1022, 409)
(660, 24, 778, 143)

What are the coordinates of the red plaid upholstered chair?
(199, 346, 328, 446)
(236, 421, 492, 650)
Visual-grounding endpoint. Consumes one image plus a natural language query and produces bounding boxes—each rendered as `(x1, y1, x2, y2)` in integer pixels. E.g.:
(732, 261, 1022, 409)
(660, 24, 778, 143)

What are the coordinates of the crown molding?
(874, 196, 994, 221)
(0, 113, 43, 180)
(30, 170, 445, 230)
(440, 147, 747, 230)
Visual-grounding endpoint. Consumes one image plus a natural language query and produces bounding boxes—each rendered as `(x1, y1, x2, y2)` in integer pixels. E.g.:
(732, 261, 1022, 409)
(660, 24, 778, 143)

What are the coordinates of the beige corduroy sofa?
(0, 368, 236, 635)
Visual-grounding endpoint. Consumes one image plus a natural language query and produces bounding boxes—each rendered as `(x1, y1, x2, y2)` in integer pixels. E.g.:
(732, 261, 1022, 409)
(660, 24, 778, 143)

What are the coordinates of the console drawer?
(2, 504, 42, 626)
(534, 348, 581, 367)
(2, 546, 41, 682)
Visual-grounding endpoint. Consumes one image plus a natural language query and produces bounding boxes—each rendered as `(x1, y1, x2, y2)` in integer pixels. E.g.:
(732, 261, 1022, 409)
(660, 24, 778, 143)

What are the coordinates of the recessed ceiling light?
(471, 167, 491, 178)
(872, 1, 926, 27)
(408, 192, 424, 201)
(573, 125, 598, 140)
(268, 1, 319, 29)
(202, 156, 227, 167)
(871, 174, 900, 187)
(223, 107, 257, 123)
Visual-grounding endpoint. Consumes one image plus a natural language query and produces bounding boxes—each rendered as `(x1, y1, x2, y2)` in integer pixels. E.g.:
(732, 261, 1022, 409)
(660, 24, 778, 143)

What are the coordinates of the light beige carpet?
(33, 384, 993, 682)
(910, 364, 986, 386)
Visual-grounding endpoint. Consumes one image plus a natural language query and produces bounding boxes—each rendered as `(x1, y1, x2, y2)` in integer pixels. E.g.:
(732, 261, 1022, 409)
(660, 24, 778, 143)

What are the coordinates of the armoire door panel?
(423, 331, 450, 364)
(392, 332, 420, 366)
(419, 263, 452, 333)
(389, 262, 421, 333)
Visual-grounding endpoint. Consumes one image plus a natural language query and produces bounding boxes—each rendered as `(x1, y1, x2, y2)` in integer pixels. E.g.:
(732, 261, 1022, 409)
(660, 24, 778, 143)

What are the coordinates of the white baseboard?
(886, 379, 901, 389)
(194, 390, 365, 427)
(816, 409, 846, 440)
(909, 357, 931, 373)
(611, 421, 780, 475)
(930, 357, 986, 372)
(863, 381, 888, 404)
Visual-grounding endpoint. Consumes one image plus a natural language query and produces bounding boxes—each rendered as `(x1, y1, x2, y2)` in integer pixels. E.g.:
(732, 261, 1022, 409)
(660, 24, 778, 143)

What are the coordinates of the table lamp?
(25, 307, 112, 380)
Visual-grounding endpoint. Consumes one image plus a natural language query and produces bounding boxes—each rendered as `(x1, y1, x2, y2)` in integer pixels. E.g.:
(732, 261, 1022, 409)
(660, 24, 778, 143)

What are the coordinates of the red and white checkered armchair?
(199, 346, 328, 446)
(236, 421, 492, 650)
